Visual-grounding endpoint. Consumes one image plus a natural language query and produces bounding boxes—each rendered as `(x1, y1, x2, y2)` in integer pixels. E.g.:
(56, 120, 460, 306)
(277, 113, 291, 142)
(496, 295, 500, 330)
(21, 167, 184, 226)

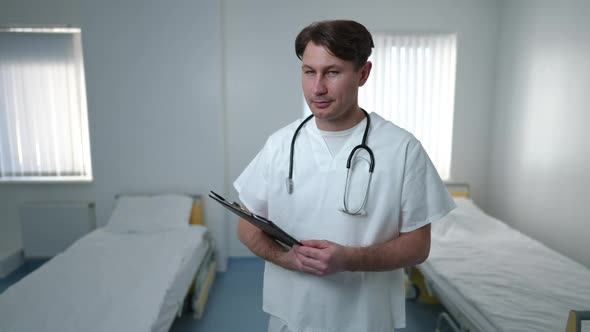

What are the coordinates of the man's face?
(301, 42, 371, 130)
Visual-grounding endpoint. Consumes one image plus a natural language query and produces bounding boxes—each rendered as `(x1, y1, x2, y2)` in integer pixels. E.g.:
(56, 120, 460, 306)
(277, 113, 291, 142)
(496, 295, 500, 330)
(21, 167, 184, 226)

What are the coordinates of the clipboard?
(208, 191, 302, 248)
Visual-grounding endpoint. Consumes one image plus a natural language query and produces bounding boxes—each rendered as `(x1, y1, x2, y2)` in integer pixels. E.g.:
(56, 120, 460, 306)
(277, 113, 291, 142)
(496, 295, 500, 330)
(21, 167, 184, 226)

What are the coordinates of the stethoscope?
(285, 109, 375, 216)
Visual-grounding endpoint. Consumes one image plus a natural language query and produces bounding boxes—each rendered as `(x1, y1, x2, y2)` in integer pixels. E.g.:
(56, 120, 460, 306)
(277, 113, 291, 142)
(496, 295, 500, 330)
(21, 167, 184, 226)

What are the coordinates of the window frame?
(0, 26, 93, 183)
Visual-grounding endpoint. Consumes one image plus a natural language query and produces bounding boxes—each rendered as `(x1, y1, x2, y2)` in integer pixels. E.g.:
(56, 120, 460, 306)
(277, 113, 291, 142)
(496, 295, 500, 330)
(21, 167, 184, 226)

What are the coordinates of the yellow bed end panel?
(194, 260, 217, 319)
(566, 310, 577, 332)
(450, 191, 469, 198)
(445, 182, 470, 199)
(408, 267, 440, 304)
(189, 198, 203, 225)
(566, 310, 590, 332)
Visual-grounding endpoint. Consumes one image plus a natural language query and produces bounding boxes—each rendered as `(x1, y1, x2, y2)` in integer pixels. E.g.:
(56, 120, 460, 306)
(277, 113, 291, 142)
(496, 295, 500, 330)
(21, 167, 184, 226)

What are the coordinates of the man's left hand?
(293, 240, 351, 276)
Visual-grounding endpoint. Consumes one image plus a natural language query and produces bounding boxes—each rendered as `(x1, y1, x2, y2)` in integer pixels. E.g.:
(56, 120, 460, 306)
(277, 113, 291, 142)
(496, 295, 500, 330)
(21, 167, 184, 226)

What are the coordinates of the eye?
(327, 70, 339, 76)
(303, 70, 315, 76)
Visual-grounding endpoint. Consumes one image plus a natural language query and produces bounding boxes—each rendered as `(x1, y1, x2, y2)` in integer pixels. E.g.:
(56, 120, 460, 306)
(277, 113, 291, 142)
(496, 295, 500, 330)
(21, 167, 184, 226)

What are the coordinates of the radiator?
(19, 201, 96, 258)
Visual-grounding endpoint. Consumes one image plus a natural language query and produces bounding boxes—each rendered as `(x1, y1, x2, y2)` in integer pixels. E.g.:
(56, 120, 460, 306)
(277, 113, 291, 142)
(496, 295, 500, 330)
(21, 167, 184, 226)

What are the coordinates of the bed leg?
(435, 312, 461, 332)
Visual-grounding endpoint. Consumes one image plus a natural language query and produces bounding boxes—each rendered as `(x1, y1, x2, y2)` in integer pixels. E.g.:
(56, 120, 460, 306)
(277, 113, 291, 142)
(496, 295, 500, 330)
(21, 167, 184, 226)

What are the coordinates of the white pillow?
(105, 194, 193, 233)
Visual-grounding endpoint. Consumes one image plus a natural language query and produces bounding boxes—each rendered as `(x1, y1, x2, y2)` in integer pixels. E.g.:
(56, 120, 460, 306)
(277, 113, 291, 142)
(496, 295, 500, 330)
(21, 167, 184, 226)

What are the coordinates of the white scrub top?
(234, 112, 455, 332)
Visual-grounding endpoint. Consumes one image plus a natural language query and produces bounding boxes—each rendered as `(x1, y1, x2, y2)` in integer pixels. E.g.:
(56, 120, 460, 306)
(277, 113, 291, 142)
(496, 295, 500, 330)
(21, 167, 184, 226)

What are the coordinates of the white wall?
(0, 0, 80, 25)
(9, 0, 585, 270)
(489, 0, 590, 268)
(0, 0, 228, 270)
(224, 0, 500, 255)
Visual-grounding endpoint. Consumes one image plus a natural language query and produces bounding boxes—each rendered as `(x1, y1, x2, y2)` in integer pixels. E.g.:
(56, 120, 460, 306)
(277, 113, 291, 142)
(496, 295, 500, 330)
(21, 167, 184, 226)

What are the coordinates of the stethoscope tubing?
(287, 109, 375, 214)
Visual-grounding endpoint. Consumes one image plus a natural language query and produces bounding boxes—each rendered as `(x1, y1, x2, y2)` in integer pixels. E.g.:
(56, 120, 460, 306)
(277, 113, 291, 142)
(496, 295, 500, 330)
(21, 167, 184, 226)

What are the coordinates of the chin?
(310, 108, 335, 119)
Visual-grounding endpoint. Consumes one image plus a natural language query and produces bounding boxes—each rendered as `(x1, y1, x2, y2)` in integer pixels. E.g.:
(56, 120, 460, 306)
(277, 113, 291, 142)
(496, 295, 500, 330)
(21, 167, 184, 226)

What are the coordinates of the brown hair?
(295, 20, 374, 70)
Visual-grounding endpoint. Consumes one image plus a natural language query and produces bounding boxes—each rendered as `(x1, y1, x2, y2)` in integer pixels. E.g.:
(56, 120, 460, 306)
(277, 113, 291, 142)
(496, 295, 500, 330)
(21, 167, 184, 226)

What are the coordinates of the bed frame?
(417, 183, 588, 332)
(411, 182, 496, 332)
(444, 182, 470, 198)
(114, 193, 217, 320)
(418, 262, 497, 332)
(417, 182, 494, 332)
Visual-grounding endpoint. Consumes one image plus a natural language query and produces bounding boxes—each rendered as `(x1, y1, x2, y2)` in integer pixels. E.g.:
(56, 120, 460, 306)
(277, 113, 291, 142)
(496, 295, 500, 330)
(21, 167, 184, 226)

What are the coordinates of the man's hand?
(238, 218, 351, 275)
(289, 240, 351, 276)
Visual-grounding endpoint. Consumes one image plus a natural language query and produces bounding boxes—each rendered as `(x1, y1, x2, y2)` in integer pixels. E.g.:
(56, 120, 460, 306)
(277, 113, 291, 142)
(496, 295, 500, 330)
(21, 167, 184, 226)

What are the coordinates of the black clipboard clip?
(208, 191, 302, 248)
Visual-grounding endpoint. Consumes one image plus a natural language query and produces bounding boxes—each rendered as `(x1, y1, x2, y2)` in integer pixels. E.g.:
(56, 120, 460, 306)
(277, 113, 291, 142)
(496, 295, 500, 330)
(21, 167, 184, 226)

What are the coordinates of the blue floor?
(1, 257, 444, 331)
(0, 258, 48, 294)
(170, 258, 268, 332)
(171, 257, 445, 332)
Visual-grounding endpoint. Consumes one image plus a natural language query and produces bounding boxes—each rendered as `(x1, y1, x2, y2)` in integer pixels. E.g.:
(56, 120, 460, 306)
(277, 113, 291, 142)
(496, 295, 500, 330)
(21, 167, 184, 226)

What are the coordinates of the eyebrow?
(301, 64, 342, 71)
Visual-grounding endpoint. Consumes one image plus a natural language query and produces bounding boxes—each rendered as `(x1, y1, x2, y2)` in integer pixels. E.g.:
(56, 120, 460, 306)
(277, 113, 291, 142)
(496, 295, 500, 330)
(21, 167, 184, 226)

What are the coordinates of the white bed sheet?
(422, 198, 590, 332)
(0, 225, 209, 332)
(152, 228, 211, 332)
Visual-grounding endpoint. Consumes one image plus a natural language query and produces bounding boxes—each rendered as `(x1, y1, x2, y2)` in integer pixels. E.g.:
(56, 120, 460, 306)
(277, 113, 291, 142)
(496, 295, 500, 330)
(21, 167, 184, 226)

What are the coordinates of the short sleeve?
(233, 139, 272, 218)
(400, 140, 456, 233)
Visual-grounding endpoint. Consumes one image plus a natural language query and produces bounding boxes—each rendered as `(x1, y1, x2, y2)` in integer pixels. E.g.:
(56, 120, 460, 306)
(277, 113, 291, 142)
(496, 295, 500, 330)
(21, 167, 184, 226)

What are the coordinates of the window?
(359, 33, 457, 180)
(0, 27, 92, 182)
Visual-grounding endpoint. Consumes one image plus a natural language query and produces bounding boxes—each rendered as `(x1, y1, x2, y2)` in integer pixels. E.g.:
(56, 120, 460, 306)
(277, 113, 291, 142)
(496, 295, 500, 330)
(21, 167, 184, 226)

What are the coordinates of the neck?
(314, 107, 366, 131)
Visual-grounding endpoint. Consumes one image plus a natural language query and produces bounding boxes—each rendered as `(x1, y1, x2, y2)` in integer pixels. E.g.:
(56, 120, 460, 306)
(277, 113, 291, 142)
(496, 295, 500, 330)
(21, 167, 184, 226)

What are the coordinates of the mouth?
(313, 100, 332, 108)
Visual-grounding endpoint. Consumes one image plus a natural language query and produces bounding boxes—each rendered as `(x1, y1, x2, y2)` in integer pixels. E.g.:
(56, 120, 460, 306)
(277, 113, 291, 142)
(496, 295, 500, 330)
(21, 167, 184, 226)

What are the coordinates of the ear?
(358, 61, 372, 87)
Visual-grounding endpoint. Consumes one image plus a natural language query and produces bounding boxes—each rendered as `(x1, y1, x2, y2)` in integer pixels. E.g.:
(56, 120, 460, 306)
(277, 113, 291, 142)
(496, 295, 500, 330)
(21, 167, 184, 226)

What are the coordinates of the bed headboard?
(566, 310, 590, 332)
(189, 196, 204, 226)
(445, 182, 470, 198)
(113, 193, 204, 225)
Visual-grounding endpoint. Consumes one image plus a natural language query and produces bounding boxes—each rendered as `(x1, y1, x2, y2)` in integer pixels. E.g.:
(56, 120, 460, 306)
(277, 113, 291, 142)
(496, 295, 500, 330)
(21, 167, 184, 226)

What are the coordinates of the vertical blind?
(359, 33, 457, 180)
(0, 29, 92, 182)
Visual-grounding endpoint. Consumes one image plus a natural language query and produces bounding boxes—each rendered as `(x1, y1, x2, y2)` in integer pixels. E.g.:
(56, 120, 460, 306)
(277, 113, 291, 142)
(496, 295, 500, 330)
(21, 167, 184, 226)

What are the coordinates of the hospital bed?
(415, 183, 590, 332)
(0, 193, 216, 332)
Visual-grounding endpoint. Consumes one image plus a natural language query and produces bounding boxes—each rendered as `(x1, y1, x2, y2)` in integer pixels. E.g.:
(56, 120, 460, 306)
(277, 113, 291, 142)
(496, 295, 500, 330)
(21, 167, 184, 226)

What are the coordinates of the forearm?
(345, 224, 431, 272)
(237, 218, 294, 269)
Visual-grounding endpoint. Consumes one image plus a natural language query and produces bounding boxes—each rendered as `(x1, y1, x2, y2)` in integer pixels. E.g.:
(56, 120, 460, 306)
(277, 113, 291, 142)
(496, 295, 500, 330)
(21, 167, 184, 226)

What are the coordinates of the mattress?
(420, 198, 590, 332)
(0, 225, 210, 332)
(153, 228, 212, 332)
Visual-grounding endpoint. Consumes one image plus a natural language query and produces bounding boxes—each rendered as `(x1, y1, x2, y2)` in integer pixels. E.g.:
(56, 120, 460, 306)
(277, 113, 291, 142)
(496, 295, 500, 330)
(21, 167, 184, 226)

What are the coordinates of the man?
(234, 20, 455, 332)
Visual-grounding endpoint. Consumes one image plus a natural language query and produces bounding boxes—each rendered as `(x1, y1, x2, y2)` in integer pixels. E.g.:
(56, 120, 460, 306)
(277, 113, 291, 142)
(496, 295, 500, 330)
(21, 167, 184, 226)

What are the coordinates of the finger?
(296, 245, 323, 260)
(300, 265, 324, 276)
(295, 252, 325, 275)
(290, 248, 307, 272)
(295, 250, 327, 272)
(301, 239, 330, 248)
(293, 247, 314, 263)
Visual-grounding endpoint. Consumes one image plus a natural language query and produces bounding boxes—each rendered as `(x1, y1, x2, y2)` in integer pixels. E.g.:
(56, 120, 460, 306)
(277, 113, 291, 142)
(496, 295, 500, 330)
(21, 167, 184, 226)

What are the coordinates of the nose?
(313, 76, 328, 96)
